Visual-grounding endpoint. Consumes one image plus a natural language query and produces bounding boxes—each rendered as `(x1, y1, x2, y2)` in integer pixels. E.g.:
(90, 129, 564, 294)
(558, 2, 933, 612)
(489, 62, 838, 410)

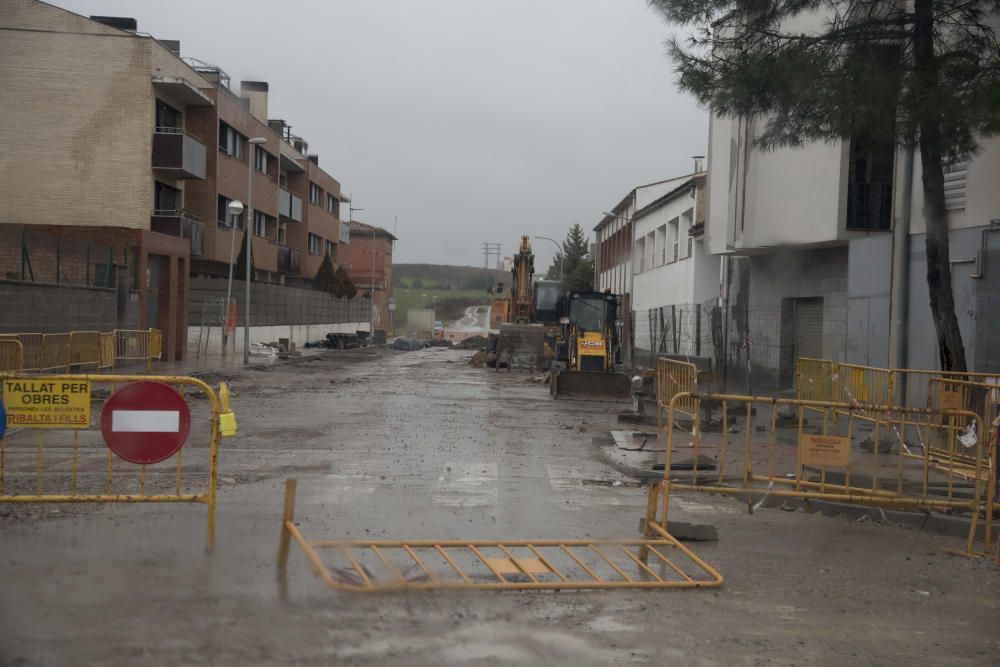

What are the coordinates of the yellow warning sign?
(800, 434, 850, 467)
(3, 379, 91, 429)
(939, 390, 962, 411)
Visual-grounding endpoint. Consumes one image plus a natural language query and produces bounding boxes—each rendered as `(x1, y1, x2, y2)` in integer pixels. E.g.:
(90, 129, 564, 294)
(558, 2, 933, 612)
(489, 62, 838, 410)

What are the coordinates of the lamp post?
(223, 199, 244, 353)
(243, 137, 268, 365)
(533, 235, 563, 290)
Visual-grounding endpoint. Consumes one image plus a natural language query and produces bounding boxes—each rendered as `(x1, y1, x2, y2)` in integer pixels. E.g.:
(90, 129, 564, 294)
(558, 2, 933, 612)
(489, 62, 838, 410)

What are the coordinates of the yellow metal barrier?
(655, 392, 993, 557)
(796, 357, 837, 403)
(98, 332, 115, 369)
(113, 329, 161, 370)
(0, 340, 24, 372)
(656, 357, 699, 423)
(68, 330, 101, 369)
(38, 333, 71, 372)
(892, 368, 1000, 411)
(278, 479, 724, 592)
(836, 363, 893, 407)
(0, 373, 233, 551)
(0, 333, 44, 371)
(149, 329, 163, 363)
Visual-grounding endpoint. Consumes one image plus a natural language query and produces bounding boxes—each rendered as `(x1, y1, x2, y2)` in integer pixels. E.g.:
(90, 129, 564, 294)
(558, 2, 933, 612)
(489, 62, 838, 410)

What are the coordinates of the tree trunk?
(914, 0, 968, 372)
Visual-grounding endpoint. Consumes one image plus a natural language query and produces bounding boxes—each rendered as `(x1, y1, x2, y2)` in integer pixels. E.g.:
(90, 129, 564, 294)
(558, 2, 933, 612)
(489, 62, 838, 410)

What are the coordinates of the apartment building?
(0, 2, 354, 358)
(0, 1, 212, 359)
(706, 115, 1000, 387)
(183, 75, 348, 285)
(340, 222, 396, 332)
(630, 171, 720, 366)
(595, 177, 702, 358)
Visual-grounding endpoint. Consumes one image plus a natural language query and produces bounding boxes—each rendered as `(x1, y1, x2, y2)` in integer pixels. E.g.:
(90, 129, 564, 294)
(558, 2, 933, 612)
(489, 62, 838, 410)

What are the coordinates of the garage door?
(794, 298, 824, 360)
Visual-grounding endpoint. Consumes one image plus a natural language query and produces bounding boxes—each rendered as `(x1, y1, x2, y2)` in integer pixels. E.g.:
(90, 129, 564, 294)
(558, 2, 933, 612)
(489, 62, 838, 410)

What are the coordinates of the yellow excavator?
(486, 236, 547, 369)
(550, 289, 632, 399)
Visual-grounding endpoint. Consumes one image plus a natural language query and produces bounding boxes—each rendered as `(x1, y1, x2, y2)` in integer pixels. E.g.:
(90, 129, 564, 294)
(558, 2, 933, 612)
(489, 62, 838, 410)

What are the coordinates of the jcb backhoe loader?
(550, 290, 632, 400)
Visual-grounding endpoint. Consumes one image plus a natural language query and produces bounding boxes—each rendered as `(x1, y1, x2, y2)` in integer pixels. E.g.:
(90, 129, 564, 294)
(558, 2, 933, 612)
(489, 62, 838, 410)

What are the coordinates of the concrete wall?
(905, 227, 987, 371)
(846, 235, 892, 368)
(0, 279, 133, 333)
(188, 321, 367, 356)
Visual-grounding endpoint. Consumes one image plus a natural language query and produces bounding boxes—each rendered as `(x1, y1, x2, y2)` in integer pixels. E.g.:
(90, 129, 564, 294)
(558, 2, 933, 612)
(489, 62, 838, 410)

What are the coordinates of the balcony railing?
(277, 244, 301, 274)
(279, 188, 303, 222)
(151, 210, 205, 257)
(152, 128, 207, 179)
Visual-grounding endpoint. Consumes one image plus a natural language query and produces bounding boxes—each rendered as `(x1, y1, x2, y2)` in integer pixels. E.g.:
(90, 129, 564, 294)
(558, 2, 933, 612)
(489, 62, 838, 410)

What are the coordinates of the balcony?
(152, 128, 207, 179)
(151, 210, 205, 256)
(277, 244, 301, 274)
(279, 188, 303, 222)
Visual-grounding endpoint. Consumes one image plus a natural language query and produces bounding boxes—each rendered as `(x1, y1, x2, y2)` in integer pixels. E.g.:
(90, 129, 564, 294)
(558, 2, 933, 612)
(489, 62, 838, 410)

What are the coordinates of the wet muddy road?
(1, 349, 997, 665)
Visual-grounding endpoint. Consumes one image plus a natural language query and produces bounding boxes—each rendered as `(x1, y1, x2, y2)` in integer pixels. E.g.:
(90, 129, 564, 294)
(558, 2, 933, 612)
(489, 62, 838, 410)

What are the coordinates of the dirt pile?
(456, 335, 488, 350)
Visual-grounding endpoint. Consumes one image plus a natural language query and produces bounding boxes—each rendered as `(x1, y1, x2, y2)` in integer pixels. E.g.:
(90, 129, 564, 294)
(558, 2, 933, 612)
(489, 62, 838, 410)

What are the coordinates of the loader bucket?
(550, 368, 632, 401)
(495, 323, 546, 370)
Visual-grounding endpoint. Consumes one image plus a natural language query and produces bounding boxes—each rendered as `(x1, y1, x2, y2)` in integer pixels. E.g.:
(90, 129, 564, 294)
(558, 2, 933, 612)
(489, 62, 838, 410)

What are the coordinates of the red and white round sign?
(101, 381, 192, 464)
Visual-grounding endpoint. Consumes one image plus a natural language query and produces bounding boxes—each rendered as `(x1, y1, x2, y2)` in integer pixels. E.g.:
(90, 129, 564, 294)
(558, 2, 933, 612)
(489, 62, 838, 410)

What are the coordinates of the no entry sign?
(101, 381, 191, 464)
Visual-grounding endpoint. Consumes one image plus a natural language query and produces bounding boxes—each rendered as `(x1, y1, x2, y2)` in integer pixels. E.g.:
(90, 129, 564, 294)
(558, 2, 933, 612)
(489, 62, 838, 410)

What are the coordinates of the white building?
(630, 172, 721, 367)
(706, 111, 1000, 388)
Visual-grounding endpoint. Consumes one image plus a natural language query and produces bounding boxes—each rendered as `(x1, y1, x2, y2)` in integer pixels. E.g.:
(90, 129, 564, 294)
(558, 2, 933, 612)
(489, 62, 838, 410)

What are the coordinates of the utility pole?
(482, 242, 502, 292)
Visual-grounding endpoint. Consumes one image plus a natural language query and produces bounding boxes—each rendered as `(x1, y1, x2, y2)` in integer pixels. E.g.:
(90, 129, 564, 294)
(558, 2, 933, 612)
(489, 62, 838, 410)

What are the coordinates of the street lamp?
(533, 235, 563, 290)
(243, 137, 268, 365)
(223, 199, 244, 353)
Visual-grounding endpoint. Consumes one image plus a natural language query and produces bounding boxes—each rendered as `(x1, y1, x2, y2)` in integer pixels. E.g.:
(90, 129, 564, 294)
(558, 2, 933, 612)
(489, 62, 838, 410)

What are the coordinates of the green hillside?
(394, 263, 504, 291)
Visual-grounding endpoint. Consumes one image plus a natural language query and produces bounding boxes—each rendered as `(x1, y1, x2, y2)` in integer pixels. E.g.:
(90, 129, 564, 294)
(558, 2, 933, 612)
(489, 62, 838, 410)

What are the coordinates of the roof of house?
(347, 220, 397, 241)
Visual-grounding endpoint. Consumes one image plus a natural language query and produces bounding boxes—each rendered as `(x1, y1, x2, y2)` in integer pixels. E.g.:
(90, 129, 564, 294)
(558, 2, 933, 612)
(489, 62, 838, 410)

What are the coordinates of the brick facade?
(341, 222, 395, 331)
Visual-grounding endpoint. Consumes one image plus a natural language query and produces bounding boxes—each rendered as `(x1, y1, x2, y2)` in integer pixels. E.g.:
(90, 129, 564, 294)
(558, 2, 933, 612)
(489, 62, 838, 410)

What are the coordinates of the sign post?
(101, 380, 191, 464)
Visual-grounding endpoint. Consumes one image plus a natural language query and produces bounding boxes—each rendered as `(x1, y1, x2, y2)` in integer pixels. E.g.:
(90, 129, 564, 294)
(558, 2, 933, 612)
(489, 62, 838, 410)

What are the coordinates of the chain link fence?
(631, 300, 794, 393)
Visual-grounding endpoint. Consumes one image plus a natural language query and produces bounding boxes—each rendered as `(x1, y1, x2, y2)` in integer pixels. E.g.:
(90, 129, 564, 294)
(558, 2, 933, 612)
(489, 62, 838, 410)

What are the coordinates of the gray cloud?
(52, 0, 706, 268)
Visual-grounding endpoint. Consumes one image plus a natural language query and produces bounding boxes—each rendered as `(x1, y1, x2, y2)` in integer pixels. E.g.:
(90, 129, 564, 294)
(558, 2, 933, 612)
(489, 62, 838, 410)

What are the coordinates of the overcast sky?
(54, 0, 707, 269)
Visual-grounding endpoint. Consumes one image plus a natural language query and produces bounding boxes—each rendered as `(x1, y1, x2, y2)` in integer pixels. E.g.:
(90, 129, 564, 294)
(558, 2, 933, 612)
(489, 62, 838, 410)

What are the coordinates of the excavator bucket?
(495, 323, 545, 370)
(550, 368, 633, 401)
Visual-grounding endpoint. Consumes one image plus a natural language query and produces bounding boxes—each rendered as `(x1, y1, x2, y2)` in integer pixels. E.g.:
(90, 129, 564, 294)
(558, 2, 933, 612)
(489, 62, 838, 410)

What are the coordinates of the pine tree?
(544, 223, 594, 289)
(649, 0, 1000, 371)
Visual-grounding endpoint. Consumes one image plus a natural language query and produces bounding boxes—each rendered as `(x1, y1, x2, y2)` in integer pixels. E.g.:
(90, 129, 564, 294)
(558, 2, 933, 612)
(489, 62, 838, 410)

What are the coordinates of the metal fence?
(0, 329, 161, 372)
(0, 225, 134, 288)
(632, 301, 790, 393)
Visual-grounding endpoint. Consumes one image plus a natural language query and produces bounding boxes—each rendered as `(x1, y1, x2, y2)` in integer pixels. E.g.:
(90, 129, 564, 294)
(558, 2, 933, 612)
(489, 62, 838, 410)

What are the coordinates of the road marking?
(546, 463, 625, 510)
(111, 410, 179, 432)
(324, 462, 380, 502)
(434, 462, 497, 507)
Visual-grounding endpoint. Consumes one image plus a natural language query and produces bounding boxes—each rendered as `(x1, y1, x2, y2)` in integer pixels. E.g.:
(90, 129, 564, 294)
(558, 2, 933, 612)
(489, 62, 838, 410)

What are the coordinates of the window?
(217, 195, 244, 229)
(277, 222, 287, 245)
(218, 121, 246, 159)
(326, 193, 338, 215)
(155, 99, 181, 131)
(308, 233, 322, 255)
(325, 240, 334, 257)
(667, 218, 679, 262)
(253, 211, 267, 238)
(254, 145, 270, 174)
(154, 181, 180, 213)
(309, 182, 322, 205)
(845, 44, 899, 231)
(634, 236, 645, 273)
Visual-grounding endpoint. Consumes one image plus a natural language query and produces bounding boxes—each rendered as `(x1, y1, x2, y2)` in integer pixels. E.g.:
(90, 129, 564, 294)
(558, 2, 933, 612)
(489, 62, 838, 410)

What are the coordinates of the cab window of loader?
(569, 297, 606, 332)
